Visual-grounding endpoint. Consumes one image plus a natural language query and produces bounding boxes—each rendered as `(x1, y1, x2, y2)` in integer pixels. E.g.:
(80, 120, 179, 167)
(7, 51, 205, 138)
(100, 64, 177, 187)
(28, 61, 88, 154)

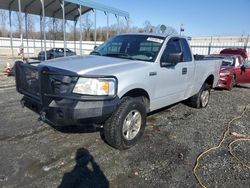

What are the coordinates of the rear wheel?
(188, 83, 211, 108)
(104, 97, 146, 150)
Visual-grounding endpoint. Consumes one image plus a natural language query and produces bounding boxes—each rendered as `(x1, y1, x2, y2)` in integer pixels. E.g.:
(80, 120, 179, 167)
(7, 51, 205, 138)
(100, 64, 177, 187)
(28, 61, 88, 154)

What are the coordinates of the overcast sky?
(94, 0, 250, 36)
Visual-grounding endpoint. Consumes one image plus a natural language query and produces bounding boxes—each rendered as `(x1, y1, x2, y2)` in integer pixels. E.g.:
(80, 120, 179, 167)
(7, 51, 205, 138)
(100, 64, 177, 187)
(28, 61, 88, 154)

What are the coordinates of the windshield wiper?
(103, 53, 135, 60)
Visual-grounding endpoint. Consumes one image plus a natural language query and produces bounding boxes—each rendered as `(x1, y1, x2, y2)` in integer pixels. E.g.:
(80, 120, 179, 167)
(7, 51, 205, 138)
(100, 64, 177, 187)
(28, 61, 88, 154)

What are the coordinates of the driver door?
(153, 37, 189, 108)
(235, 57, 250, 83)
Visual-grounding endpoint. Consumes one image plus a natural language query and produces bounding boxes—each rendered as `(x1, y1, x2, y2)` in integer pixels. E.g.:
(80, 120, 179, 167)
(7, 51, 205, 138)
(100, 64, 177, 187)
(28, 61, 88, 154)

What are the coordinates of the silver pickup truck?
(15, 33, 221, 149)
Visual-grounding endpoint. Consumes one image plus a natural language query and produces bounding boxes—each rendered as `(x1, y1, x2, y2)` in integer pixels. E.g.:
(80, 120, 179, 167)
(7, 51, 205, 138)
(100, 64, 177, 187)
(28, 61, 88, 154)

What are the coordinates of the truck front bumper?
(15, 61, 119, 126)
(22, 96, 119, 126)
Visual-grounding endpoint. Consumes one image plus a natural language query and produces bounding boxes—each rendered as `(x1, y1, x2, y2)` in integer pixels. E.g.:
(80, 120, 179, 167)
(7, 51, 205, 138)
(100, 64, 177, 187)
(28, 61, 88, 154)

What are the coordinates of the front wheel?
(228, 76, 236, 91)
(103, 97, 146, 150)
(188, 83, 211, 108)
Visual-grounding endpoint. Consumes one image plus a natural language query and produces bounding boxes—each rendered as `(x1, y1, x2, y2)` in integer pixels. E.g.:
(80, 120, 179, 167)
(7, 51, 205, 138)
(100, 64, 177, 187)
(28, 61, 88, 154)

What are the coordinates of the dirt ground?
(0, 71, 250, 187)
(0, 56, 16, 87)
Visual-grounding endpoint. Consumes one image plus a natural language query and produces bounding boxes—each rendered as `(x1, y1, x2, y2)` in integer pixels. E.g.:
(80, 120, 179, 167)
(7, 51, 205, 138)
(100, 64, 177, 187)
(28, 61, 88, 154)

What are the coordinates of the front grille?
(15, 62, 40, 100)
(23, 67, 40, 96)
(48, 74, 77, 95)
(15, 61, 79, 104)
(49, 74, 64, 94)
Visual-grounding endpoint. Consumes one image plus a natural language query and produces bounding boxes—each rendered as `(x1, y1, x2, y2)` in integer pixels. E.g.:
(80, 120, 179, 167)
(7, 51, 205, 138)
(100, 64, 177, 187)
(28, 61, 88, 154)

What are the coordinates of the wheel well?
(204, 75, 214, 87)
(121, 89, 150, 112)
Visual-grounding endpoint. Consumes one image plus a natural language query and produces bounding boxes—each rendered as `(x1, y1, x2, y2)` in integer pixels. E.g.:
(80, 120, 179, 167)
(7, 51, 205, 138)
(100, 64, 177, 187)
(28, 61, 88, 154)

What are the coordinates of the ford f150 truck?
(15, 33, 222, 149)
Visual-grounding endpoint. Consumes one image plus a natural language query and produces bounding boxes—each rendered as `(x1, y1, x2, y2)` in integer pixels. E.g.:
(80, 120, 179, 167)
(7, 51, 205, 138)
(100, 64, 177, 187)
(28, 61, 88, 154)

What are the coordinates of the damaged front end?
(15, 61, 119, 126)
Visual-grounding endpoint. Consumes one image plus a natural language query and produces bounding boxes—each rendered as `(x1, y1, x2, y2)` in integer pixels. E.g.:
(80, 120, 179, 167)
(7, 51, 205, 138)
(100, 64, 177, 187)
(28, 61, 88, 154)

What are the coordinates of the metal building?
(0, 0, 129, 60)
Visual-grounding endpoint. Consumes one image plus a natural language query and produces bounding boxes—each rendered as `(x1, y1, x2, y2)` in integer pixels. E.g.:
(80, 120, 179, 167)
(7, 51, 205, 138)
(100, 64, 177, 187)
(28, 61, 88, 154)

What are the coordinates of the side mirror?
(94, 45, 98, 49)
(161, 52, 183, 67)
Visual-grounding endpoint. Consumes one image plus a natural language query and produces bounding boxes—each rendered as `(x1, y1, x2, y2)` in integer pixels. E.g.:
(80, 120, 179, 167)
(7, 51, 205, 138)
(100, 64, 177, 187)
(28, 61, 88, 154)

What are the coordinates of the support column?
(94, 9, 96, 46)
(208, 36, 213, 55)
(40, 16, 43, 54)
(244, 35, 249, 50)
(33, 38, 35, 56)
(18, 0, 24, 59)
(117, 14, 120, 34)
(40, 0, 47, 60)
(25, 13, 29, 58)
(18, 0, 23, 46)
(106, 12, 109, 40)
(126, 17, 129, 32)
(78, 6, 82, 55)
(74, 20, 77, 53)
(52, 17, 55, 49)
(9, 10, 14, 59)
(61, 0, 66, 57)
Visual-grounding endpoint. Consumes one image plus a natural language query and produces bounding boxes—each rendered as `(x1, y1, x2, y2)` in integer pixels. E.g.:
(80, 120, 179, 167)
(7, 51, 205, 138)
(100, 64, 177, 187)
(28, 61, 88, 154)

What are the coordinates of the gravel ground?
(0, 56, 16, 87)
(0, 76, 250, 188)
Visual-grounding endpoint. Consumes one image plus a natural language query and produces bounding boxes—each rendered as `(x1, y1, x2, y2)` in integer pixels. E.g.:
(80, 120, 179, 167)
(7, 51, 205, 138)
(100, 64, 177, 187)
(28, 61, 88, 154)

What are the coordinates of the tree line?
(0, 10, 177, 41)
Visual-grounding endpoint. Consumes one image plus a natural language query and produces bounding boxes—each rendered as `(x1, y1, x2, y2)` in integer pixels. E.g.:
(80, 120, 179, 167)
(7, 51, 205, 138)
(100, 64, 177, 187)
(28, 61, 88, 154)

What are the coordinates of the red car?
(220, 48, 248, 60)
(211, 54, 250, 90)
(217, 55, 236, 90)
(234, 55, 250, 85)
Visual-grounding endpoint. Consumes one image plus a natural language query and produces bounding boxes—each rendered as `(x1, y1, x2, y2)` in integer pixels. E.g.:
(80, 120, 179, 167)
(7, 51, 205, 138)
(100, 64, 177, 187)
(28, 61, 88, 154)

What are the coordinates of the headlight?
(220, 71, 230, 77)
(73, 77, 116, 96)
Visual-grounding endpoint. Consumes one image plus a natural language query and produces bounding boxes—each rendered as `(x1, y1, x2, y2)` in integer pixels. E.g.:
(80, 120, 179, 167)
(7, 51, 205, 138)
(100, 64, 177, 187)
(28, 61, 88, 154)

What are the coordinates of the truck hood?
(39, 55, 150, 75)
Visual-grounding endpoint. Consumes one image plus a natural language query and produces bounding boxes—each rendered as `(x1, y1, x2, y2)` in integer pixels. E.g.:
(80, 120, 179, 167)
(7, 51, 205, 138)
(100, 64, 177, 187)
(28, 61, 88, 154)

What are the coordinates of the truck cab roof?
(116, 32, 187, 40)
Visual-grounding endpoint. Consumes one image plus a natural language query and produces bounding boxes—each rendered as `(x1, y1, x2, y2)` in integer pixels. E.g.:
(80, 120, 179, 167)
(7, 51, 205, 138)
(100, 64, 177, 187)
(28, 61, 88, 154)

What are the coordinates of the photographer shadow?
(58, 148, 109, 188)
(52, 124, 102, 134)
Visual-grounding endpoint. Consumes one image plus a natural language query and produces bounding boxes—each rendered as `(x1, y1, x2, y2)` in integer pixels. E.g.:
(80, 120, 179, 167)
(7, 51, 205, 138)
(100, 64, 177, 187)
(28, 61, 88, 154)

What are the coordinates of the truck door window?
(161, 38, 181, 62)
(180, 39, 192, 62)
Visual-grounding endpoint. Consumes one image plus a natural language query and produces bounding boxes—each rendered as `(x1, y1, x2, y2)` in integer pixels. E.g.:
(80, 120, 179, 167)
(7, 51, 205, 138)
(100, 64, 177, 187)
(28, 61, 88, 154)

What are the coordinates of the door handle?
(149, 72, 157, 76)
(182, 67, 187, 75)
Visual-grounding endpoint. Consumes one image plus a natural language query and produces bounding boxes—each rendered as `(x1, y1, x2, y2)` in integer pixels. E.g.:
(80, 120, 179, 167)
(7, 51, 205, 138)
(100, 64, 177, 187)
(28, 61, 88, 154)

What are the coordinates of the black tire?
(104, 97, 146, 150)
(188, 83, 211, 109)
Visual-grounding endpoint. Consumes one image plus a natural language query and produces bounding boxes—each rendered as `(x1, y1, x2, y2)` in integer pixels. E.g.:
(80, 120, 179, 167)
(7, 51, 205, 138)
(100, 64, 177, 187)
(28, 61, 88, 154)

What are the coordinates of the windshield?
(221, 57, 235, 66)
(90, 35, 165, 62)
